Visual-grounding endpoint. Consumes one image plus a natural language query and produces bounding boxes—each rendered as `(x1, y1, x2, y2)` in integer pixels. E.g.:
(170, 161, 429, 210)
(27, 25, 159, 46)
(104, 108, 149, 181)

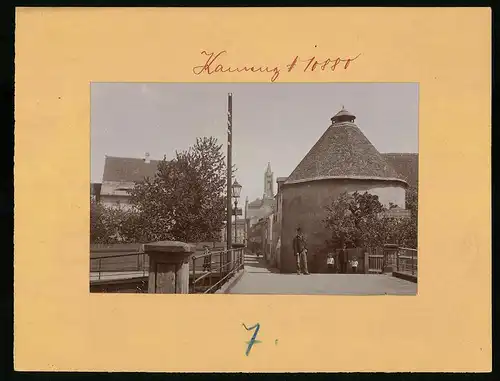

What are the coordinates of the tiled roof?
(381, 153, 419, 188)
(285, 121, 406, 185)
(102, 156, 161, 183)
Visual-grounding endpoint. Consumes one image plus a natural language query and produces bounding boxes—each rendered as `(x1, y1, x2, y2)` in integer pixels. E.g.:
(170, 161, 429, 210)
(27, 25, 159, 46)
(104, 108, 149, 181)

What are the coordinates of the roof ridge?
(105, 155, 161, 161)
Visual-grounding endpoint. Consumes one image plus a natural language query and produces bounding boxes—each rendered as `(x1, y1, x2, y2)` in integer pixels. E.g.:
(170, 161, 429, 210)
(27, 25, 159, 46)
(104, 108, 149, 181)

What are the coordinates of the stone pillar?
(144, 241, 195, 294)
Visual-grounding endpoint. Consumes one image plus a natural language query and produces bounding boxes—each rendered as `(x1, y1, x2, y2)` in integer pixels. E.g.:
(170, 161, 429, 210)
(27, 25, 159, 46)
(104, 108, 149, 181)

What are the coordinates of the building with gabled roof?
(99, 153, 161, 209)
(381, 153, 418, 190)
(278, 106, 411, 273)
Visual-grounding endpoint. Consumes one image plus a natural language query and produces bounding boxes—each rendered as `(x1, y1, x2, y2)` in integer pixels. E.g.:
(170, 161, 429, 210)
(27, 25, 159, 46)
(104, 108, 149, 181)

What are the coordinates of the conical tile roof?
(285, 111, 407, 186)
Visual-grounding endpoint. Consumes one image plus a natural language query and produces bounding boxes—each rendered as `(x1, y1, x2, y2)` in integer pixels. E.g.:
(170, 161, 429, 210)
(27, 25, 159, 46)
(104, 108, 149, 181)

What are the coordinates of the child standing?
(351, 256, 359, 273)
(326, 253, 335, 273)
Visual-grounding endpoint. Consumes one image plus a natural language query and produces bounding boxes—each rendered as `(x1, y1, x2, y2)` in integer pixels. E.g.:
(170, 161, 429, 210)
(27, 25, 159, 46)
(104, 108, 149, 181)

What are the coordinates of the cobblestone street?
(228, 254, 417, 295)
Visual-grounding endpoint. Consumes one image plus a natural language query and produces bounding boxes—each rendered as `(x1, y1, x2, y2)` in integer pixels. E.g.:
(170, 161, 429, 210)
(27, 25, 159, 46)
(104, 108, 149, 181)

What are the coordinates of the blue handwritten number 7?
(242, 323, 261, 356)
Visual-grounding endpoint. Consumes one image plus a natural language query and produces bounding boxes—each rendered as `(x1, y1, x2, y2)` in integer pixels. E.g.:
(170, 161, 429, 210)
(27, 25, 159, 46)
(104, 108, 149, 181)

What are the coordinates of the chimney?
(144, 152, 150, 163)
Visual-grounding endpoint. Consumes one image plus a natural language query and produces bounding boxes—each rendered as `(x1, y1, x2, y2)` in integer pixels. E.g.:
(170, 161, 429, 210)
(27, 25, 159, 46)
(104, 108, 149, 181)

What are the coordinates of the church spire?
(264, 162, 274, 199)
(266, 161, 272, 173)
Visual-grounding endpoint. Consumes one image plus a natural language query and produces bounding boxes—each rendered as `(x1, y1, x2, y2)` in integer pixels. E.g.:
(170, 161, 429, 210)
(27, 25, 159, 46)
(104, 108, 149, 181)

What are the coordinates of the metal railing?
(367, 254, 384, 273)
(90, 252, 148, 281)
(90, 246, 245, 293)
(395, 247, 418, 275)
(366, 246, 417, 275)
(190, 248, 245, 294)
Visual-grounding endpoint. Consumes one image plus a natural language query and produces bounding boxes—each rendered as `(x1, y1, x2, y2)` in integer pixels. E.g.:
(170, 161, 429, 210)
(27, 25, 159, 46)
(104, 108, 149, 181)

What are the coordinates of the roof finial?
(331, 106, 356, 124)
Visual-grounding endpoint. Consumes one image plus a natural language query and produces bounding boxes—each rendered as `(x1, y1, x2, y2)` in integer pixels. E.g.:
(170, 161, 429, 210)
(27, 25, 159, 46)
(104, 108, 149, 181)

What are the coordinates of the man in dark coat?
(292, 227, 309, 275)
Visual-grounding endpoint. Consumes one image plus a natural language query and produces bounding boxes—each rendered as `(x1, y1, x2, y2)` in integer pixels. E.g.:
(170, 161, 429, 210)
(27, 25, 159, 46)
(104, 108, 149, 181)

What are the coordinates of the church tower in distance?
(264, 162, 274, 199)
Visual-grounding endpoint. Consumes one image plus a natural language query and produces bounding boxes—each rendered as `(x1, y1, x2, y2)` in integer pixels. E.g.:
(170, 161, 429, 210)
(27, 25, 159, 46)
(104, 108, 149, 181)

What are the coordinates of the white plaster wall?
(99, 180, 135, 210)
(100, 181, 135, 196)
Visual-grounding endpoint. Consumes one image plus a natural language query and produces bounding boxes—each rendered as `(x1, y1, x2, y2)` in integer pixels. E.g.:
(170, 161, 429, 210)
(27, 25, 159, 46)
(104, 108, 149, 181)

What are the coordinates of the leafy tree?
(90, 199, 126, 244)
(323, 190, 418, 251)
(401, 186, 418, 248)
(324, 191, 384, 249)
(111, 208, 150, 243)
(128, 136, 228, 243)
(90, 199, 109, 244)
(323, 192, 358, 248)
(350, 191, 385, 250)
(406, 187, 418, 215)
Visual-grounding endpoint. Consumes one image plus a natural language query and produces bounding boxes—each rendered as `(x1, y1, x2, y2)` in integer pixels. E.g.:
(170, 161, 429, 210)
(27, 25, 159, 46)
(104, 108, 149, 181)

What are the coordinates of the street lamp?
(232, 179, 242, 243)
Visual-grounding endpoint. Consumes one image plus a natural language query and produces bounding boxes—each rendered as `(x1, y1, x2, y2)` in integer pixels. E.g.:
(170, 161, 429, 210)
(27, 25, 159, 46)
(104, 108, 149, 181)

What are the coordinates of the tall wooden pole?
(226, 93, 233, 253)
(234, 200, 238, 243)
(244, 196, 248, 246)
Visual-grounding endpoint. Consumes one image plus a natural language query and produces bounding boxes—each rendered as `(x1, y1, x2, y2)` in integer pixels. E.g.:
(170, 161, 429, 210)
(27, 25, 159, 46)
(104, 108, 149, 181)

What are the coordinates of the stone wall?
(280, 178, 406, 273)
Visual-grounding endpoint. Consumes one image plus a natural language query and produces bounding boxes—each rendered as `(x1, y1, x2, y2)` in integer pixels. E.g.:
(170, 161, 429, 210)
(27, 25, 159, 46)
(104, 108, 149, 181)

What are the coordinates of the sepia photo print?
(90, 83, 418, 295)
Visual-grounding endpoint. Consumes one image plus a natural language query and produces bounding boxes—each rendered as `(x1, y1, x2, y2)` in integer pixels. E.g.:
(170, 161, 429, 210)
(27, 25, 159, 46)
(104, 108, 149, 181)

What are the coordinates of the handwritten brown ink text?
(192, 50, 361, 83)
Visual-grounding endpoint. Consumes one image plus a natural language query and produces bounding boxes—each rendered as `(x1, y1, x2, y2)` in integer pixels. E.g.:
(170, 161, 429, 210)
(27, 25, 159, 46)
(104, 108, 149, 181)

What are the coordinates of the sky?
(91, 82, 418, 203)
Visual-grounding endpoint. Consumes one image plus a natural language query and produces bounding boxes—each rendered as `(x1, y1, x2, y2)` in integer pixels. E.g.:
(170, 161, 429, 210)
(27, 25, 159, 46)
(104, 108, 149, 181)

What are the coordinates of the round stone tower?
(279, 107, 408, 273)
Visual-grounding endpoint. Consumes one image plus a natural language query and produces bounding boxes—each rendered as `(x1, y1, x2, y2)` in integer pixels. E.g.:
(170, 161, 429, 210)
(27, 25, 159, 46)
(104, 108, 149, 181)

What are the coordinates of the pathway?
(228, 254, 417, 295)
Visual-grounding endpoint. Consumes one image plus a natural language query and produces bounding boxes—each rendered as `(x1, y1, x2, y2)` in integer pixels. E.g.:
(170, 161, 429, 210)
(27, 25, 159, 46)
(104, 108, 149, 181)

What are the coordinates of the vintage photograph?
(90, 83, 418, 295)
